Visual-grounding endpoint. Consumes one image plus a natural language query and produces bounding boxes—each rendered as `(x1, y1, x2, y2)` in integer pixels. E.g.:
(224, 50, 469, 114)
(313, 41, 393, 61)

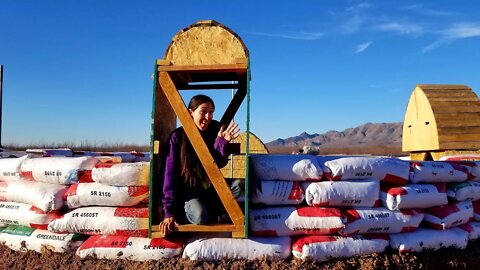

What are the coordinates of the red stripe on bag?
(434, 183, 447, 193)
(64, 184, 78, 200)
(79, 235, 131, 250)
(78, 170, 94, 183)
(400, 226, 418, 232)
(20, 171, 34, 180)
(387, 187, 408, 196)
(29, 205, 48, 214)
(292, 235, 338, 252)
(288, 182, 304, 200)
(425, 204, 461, 219)
(95, 163, 116, 168)
(127, 186, 149, 197)
(114, 207, 149, 218)
(343, 208, 362, 223)
(149, 238, 184, 249)
(383, 174, 408, 185)
(422, 221, 445, 230)
(295, 206, 342, 217)
(29, 223, 48, 230)
(114, 229, 148, 237)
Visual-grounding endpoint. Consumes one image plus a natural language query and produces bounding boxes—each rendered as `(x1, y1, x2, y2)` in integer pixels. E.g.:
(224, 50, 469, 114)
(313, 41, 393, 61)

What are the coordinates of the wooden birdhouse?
(403, 84, 480, 160)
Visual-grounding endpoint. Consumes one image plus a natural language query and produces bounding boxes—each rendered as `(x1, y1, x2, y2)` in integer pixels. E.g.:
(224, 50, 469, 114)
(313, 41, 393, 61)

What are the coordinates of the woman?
(159, 94, 240, 235)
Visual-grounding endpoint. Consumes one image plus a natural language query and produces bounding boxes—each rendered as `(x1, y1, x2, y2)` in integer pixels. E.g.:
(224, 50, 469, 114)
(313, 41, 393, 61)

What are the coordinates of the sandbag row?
(250, 154, 480, 184)
(0, 155, 149, 186)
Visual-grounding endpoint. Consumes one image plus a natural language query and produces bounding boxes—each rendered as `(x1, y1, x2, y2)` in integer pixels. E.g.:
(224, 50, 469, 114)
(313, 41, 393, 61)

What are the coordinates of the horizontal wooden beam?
(158, 63, 248, 73)
(178, 83, 239, 90)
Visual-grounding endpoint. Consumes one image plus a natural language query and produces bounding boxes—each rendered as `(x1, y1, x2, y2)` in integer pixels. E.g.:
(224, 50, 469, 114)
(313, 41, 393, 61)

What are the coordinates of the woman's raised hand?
(219, 121, 240, 141)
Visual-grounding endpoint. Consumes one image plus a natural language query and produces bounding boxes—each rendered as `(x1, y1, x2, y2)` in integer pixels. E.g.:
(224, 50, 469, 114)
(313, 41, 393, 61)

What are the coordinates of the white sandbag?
(0, 201, 60, 229)
(132, 151, 150, 162)
(474, 200, 480, 221)
(423, 200, 473, 230)
(48, 206, 148, 237)
(409, 161, 469, 183)
(380, 183, 448, 210)
(112, 152, 137, 163)
(182, 236, 291, 261)
(249, 206, 344, 236)
(341, 207, 424, 236)
(76, 235, 183, 261)
(458, 221, 480, 240)
(0, 180, 67, 212)
(251, 180, 305, 205)
(447, 181, 480, 201)
(323, 157, 410, 185)
(0, 155, 31, 181)
(26, 148, 73, 157)
(20, 156, 98, 184)
(304, 179, 379, 207)
(443, 161, 480, 181)
(292, 235, 389, 261)
(389, 227, 469, 252)
(439, 154, 480, 161)
(65, 183, 149, 208)
(250, 154, 322, 181)
(0, 225, 84, 253)
(91, 162, 149, 186)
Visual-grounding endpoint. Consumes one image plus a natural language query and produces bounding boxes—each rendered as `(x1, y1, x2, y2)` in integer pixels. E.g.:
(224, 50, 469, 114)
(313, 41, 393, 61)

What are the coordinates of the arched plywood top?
(403, 84, 480, 152)
(237, 131, 269, 154)
(164, 20, 249, 65)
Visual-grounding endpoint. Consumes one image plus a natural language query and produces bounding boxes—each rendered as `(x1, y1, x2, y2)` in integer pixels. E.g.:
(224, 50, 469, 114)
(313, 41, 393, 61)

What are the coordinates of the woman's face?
(189, 102, 214, 131)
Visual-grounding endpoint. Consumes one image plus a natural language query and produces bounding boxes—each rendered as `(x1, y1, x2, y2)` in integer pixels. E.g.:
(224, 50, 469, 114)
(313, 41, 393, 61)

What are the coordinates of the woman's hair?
(180, 95, 215, 187)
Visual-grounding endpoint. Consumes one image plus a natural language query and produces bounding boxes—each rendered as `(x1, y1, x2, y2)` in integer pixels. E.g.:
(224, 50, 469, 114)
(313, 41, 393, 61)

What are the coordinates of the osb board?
(164, 20, 249, 65)
(221, 131, 268, 179)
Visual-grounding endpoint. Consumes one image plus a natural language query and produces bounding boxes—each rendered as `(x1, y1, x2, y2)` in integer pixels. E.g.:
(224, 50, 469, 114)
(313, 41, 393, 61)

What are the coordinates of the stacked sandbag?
(384, 159, 477, 253)
(182, 237, 291, 261)
(76, 235, 183, 261)
(250, 155, 407, 261)
(293, 156, 414, 260)
(0, 225, 85, 253)
(51, 161, 150, 237)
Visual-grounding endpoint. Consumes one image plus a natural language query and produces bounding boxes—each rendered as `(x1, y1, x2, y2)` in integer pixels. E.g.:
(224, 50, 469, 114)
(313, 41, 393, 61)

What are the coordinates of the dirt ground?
(1, 239, 480, 270)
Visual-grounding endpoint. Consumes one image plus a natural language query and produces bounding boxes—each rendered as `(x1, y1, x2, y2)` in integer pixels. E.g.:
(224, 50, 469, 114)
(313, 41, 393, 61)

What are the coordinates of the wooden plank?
(435, 112, 480, 121)
(432, 106, 480, 114)
(438, 126, 480, 134)
(156, 59, 172, 66)
(220, 80, 247, 126)
(158, 63, 248, 73)
(150, 224, 245, 238)
(428, 97, 479, 102)
(425, 92, 478, 99)
(435, 118, 480, 128)
(178, 83, 239, 90)
(158, 72, 245, 227)
(420, 84, 470, 90)
(429, 100, 480, 108)
(438, 141, 480, 150)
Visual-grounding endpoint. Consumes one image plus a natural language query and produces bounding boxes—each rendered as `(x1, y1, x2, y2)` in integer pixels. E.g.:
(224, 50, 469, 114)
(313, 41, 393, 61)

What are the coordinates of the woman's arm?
(162, 131, 180, 219)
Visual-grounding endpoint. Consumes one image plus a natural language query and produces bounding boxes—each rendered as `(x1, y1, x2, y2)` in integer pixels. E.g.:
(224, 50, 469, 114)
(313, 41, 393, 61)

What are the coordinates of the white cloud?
(375, 22, 423, 36)
(354, 42, 372, 53)
(422, 22, 480, 52)
(443, 23, 480, 39)
(248, 31, 324, 41)
(402, 4, 458, 17)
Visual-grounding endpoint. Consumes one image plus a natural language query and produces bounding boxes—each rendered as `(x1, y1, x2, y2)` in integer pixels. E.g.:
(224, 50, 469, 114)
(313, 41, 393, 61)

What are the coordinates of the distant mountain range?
(265, 122, 403, 154)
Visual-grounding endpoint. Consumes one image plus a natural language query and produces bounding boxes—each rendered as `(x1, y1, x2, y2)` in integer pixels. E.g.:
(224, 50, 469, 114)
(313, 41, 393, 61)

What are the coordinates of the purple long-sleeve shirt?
(162, 121, 230, 219)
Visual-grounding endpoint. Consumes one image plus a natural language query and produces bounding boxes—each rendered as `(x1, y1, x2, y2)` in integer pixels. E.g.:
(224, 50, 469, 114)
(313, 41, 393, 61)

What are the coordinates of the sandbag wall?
(0, 151, 183, 261)
(248, 154, 480, 262)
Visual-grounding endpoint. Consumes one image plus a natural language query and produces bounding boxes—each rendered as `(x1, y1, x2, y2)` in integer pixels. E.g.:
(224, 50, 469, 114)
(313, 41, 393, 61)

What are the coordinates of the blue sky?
(1, 1, 480, 146)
